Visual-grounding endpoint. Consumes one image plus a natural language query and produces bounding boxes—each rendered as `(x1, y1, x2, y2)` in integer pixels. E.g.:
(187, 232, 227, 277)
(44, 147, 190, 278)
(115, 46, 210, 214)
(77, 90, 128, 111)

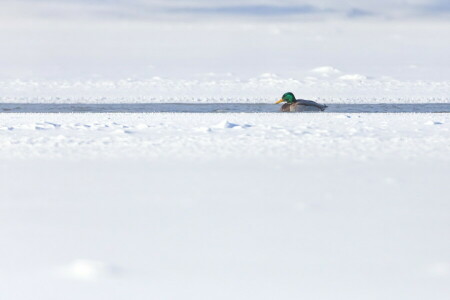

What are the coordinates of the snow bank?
(1, 76, 449, 104)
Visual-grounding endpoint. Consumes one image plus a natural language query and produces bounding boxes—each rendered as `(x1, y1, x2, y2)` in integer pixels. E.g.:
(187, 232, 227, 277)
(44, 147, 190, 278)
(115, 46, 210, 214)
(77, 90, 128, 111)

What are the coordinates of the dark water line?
(1, 103, 450, 113)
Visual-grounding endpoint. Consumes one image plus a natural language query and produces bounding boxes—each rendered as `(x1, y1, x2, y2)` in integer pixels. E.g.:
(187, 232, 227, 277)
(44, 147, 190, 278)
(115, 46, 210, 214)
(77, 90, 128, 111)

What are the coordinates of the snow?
(338, 74, 368, 81)
(1, 2, 449, 298)
(1, 18, 449, 103)
(1, 112, 450, 299)
(1, 76, 449, 104)
(311, 66, 342, 76)
(1, 113, 449, 161)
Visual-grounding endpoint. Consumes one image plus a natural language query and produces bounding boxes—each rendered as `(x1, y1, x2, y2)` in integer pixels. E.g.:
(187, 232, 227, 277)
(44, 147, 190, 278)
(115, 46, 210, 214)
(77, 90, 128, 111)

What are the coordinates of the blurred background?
(0, 0, 449, 102)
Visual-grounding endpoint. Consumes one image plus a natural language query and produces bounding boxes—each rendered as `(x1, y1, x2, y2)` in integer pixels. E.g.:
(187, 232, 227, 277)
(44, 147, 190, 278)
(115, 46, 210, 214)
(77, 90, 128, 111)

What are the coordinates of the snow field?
(1, 158, 449, 300)
(1, 112, 449, 300)
(1, 77, 449, 104)
(1, 3, 449, 298)
(0, 113, 449, 161)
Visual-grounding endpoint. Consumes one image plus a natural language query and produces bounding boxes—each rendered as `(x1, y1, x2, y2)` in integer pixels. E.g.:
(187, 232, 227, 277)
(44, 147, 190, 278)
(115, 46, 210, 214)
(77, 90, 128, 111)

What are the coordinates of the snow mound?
(212, 120, 240, 129)
(212, 120, 252, 129)
(339, 74, 367, 81)
(311, 66, 341, 76)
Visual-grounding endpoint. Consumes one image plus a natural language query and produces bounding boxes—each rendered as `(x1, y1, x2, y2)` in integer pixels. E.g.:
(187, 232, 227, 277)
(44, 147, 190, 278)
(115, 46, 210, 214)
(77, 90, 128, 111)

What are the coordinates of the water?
(1, 103, 450, 113)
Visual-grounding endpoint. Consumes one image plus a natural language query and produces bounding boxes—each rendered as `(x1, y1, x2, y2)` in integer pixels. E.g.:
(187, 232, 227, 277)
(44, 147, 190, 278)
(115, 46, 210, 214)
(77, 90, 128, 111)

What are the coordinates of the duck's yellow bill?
(275, 99, 284, 104)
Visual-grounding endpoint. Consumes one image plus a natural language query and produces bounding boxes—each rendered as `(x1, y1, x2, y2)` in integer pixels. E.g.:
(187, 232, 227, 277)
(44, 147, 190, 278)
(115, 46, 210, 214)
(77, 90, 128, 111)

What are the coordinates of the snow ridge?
(1, 76, 449, 104)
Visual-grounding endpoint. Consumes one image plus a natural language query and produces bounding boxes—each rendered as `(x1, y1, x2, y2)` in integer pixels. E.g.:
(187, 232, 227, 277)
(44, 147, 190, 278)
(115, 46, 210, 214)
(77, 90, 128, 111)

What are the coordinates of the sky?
(2, 0, 450, 21)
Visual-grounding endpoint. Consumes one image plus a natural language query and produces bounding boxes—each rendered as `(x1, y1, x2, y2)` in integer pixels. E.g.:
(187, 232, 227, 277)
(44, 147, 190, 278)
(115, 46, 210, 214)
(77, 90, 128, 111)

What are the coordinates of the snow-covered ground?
(2, 74, 450, 104)
(1, 113, 449, 161)
(1, 113, 449, 299)
(1, 1, 449, 298)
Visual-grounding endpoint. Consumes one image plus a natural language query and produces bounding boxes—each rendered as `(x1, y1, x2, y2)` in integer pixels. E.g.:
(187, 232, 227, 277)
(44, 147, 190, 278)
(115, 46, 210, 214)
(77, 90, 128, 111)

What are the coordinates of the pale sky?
(2, 0, 449, 21)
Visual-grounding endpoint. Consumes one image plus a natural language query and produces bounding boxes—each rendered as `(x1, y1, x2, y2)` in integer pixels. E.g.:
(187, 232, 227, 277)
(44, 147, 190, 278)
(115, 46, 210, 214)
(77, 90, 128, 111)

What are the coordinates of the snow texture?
(1, 3, 449, 299)
(0, 113, 449, 161)
(2, 75, 449, 104)
(1, 113, 450, 299)
(1, 18, 449, 104)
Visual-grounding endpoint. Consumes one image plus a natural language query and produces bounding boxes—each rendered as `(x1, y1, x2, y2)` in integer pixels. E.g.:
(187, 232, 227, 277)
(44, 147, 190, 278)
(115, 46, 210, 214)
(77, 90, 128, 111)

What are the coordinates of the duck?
(275, 92, 327, 112)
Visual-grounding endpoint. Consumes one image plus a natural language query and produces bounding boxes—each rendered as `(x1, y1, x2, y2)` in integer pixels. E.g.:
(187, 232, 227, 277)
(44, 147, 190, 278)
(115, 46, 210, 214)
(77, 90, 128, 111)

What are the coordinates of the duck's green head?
(275, 92, 296, 104)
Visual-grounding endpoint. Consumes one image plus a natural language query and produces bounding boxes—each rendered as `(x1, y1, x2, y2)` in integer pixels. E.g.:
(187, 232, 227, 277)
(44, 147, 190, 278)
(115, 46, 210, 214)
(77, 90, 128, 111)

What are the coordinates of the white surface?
(1, 112, 449, 299)
(2, 75, 449, 104)
(1, 113, 449, 160)
(1, 1, 449, 297)
(1, 17, 449, 103)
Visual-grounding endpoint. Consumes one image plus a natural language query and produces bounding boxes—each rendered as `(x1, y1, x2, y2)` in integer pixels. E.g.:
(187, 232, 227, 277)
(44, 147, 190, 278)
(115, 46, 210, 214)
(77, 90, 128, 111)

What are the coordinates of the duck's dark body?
(281, 99, 327, 112)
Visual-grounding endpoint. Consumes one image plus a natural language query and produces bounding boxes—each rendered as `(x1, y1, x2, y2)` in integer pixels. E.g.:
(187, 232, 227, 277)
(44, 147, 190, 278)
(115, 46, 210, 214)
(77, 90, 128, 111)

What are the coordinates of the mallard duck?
(275, 92, 327, 112)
